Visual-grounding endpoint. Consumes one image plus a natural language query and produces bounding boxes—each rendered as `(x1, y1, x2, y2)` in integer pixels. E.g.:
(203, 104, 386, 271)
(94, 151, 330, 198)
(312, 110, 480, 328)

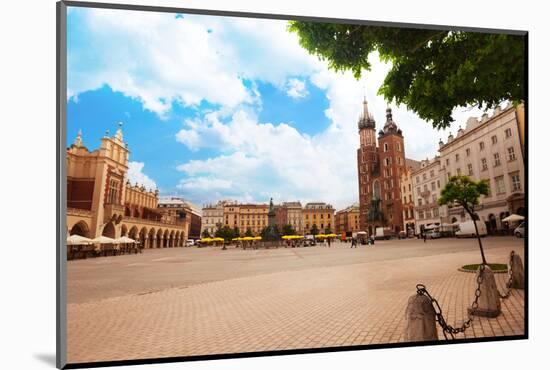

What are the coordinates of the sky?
(66, 7, 488, 210)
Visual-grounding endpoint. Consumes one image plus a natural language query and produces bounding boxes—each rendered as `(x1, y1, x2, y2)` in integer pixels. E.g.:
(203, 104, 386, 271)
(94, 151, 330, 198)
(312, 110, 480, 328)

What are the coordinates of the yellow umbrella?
(325, 233, 337, 238)
(315, 234, 326, 238)
(232, 237, 242, 241)
(242, 236, 254, 241)
(200, 237, 213, 243)
(213, 237, 225, 242)
(282, 235, 292, 240)
(252, 236, 262, 241)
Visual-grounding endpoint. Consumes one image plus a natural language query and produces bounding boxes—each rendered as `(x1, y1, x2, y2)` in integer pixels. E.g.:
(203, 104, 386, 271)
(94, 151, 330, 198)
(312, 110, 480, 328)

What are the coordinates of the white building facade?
(438, 103, 525, 233)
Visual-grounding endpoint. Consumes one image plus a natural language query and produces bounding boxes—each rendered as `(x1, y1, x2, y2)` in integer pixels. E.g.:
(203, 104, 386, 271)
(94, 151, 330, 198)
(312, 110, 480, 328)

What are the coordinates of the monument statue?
(264, 197, 279, 241)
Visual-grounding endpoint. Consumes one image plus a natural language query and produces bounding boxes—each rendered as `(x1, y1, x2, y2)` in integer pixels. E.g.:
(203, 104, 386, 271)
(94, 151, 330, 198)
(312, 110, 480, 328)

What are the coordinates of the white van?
(455, 220, 487, 238)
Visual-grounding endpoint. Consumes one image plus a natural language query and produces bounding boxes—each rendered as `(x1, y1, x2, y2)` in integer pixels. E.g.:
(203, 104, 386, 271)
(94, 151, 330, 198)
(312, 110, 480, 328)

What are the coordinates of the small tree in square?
(201, 229, 211, 238)
(245, 228, 253, 237)
(438, 175, 490, 265)
(282, 224, 296, 236)
(310, 224, 319, 236)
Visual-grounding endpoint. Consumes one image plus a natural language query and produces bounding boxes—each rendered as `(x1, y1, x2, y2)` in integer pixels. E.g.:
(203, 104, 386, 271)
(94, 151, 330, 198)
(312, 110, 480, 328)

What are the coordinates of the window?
(430, 169, 434, 178)
(423, 184, 428, 192)
(416, 176, 420, 184)
(397, 143, 401, 151)
(437, 180, 440, 188)
(482, 180, 491, 196)
(446, 158, 450, 166)
(384, 143, 389, 152)
(481, 158, 488, 171)
(385, 157, 390, 166)
(505, 128, 512, 138)
(508, 147, 516, 161)
(491, 135, 498, 145)
(425, 209, 431, 219)
(455, 154, 459, 162)
(447, 172, 451, 180)
(418, 198, 423, 206)
(510, 172, 521, 191)
(494, 153, 501, 167)
(423, 173, 427, 180)
(456, 168, 461, 175)
(479, 141, 485, 150)
(495, 176, 506, 194)
(107, 179, 119, 204)
(408, 184, 412, 191)
(432, 194, 437, 203)
(466, 148, 471, 157)
(431, 182, 436, 191)
(467, 163, 473, 176)
(416, 187, 421, 195)
(419, 210, 424, 219)
(433, 207, 439, 217)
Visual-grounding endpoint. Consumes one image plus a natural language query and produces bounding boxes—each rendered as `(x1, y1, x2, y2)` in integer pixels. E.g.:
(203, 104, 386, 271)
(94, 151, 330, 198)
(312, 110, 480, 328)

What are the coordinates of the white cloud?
(286, 78, 308, 99)
(127, 161, 157, 191)
(70, 9, 495, 208)
(68, 8, 322, 117)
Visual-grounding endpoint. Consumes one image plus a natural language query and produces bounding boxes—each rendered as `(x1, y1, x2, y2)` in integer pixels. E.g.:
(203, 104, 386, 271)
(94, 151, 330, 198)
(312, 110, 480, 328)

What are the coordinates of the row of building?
(354, 98, 525, 236)
(66, 125, 203, 249)
(201, 201, 336, 237)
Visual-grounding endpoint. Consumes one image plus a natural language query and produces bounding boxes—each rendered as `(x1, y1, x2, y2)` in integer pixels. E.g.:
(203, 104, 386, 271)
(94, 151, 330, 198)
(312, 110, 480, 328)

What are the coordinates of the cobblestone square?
(67, 236, 525, 364)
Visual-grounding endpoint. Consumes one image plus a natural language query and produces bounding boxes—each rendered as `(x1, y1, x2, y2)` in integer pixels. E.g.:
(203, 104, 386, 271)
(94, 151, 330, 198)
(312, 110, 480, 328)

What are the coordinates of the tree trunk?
(466, 208, 488, 265)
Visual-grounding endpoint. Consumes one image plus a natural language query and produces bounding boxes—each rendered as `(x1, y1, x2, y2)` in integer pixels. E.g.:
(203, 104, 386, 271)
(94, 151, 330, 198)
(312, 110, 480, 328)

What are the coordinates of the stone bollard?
(468, 265, 501, 318)
(510, 252, 525, 289)
(404, 293, 438, 341)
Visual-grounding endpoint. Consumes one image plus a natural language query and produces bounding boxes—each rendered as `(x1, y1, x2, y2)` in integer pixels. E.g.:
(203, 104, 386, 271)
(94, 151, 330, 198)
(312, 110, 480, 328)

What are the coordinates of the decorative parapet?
(124, 216, 186, 229)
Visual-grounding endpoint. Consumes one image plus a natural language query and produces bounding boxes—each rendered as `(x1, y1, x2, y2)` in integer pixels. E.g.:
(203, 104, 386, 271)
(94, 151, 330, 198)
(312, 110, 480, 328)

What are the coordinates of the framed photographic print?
(57, 1, 527, 368)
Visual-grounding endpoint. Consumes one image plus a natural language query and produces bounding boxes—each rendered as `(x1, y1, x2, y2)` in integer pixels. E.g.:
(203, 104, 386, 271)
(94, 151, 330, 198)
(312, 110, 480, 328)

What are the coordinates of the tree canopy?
(438, 175, 489, 213)
(288, 22, 525, 128)
(282, 224, 296, 236)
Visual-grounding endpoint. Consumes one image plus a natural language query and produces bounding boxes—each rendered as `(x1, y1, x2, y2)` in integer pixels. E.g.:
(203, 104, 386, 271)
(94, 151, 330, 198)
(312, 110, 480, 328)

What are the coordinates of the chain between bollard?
(499, 250, 515, 299)
(416, 264, 485, 340)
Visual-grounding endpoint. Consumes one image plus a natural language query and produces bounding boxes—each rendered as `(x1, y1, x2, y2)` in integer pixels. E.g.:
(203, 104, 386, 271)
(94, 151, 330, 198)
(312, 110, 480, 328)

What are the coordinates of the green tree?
(324, 227, 332, 234)
(288, 22, 525, 128)
(438, 175, 490, 264)
(282, 224, 296, 235)
(215, 226, 236, 241)
(310, 224, 319, 236)
(201, 229, 211, 238)
(245, 228, 253, 237)
(233, 227, 240, 238)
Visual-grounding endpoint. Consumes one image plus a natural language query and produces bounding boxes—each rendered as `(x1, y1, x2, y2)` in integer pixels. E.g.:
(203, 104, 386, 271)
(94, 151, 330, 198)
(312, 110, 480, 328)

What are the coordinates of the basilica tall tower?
(357, 98, 378, 232)
(357, 99, 407, 235)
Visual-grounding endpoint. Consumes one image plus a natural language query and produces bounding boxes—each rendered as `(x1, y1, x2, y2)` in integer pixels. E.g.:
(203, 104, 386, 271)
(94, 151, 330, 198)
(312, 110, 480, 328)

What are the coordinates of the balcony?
(103, 203, 125, 223)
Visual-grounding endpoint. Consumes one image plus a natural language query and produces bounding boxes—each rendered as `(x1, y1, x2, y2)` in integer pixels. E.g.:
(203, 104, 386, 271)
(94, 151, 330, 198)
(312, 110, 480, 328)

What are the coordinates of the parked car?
(514, 222, 525, 238)
(398, 231, 407, 239)
(455, 220, 488, 238)
(185, 239, 195, 247)
(425, 230, 441, 239)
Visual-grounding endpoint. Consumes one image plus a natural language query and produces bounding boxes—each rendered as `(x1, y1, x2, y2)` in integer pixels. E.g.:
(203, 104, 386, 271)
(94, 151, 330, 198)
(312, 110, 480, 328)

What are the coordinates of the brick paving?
(66, 237, 525, 364)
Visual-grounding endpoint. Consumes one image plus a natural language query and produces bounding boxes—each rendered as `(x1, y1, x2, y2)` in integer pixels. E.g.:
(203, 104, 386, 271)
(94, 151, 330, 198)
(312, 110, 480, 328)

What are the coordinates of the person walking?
(327, 237, 331, 247)
(351, 237, 356, 248)
(423, 231, 427, 243)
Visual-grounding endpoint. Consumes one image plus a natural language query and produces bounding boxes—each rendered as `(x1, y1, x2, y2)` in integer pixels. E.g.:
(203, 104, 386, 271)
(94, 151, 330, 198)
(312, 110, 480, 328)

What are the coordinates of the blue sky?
(66, 7, 484, 209)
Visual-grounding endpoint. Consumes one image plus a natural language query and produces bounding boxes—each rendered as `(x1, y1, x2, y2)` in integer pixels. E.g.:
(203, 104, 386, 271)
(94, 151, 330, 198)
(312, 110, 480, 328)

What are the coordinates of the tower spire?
(74, 129, 83, 147)
(358, 95, 375, 130)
